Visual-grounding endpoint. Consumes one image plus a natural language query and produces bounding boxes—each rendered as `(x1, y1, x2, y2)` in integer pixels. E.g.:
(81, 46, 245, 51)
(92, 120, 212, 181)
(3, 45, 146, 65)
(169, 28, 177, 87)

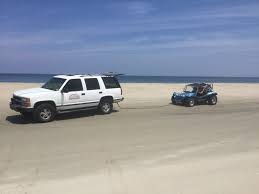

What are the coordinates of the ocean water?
(0, 73, 259, 83)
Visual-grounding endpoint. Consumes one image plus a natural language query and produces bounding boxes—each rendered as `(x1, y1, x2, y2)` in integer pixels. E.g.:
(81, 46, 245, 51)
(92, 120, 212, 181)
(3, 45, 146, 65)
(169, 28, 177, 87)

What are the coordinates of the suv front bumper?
(10, 102, 33, 113)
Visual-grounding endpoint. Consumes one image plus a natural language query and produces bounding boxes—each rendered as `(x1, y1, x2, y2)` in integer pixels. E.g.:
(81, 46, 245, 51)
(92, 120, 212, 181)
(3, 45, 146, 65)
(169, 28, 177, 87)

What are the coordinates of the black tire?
(185, 98, 195, 107)
(21, 112, 32, 119)
(171, 97, 176, 105)
(33, 103, 56, 123)
(99, 99, 113, 114)
(208, 95, 217, 105)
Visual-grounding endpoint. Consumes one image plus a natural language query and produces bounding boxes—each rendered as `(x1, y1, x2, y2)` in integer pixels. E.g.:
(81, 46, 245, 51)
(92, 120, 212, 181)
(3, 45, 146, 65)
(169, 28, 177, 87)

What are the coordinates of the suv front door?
(60, 79, 86, 110)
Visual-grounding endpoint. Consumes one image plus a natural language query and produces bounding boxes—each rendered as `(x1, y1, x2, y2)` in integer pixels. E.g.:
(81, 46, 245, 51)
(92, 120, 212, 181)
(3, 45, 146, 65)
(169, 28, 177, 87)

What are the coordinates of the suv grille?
(11, 95, 22, 106)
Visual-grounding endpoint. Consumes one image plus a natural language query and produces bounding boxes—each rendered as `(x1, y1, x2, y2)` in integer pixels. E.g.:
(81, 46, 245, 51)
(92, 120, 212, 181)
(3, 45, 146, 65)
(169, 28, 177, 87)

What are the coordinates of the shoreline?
(1, 74, 259, 84)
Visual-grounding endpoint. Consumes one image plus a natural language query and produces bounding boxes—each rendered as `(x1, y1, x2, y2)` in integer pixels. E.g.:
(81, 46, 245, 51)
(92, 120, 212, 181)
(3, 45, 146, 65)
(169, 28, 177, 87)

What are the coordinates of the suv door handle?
(81, 93, 85, 95)
(99, 91, 103, 94)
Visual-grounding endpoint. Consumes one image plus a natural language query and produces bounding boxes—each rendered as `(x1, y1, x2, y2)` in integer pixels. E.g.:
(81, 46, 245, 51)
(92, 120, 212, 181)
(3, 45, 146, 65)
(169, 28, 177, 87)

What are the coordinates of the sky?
(0, 0, 259, 76)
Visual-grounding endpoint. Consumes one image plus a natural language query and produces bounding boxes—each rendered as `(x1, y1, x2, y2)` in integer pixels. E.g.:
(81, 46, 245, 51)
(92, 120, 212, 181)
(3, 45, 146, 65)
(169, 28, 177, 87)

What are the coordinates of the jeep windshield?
(184, 85, 197, 93)
(42, 77, 66, 91)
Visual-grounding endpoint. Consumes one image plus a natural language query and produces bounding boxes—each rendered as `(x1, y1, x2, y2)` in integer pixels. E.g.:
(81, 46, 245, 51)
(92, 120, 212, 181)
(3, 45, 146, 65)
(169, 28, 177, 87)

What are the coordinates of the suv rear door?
(83, 78, 102, 107)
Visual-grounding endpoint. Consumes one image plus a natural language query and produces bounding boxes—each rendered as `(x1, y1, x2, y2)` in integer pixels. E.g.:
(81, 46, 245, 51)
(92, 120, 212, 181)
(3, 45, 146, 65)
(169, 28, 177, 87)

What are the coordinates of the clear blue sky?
(0, 0, 259, 76)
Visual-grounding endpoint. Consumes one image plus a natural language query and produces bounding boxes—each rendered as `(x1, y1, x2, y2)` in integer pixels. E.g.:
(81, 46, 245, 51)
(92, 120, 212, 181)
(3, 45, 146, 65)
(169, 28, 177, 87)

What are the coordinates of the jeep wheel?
(186, 98, 195, 107)
(171, 97, 176, 105)
(208, 95, 217, 105)
(33, 103, 56, 123)
(99, 100, 113, 114)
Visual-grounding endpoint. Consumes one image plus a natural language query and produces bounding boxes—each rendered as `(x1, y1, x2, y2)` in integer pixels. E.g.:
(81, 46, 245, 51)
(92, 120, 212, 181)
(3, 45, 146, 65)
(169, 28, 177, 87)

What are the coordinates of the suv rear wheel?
(99, 99, 113, 114)
(33, 103, 56, 122)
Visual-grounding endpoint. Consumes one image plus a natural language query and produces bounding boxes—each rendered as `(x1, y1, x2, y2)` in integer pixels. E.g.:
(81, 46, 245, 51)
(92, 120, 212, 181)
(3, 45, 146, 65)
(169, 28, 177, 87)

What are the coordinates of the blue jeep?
(171, 83, 218, 107)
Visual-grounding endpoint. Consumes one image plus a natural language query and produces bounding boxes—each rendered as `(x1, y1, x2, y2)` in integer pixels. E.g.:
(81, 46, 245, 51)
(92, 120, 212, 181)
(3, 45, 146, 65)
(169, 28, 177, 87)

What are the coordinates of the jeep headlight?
(21, 97, 31, 107)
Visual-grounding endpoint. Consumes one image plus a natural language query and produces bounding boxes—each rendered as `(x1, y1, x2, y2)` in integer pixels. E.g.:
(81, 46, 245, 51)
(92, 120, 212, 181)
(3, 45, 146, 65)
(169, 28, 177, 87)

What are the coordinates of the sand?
(0, 83, 259, 194)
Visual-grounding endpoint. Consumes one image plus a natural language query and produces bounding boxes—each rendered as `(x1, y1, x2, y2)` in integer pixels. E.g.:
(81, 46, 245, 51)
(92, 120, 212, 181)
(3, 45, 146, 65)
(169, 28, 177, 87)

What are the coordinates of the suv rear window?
(85, 78, 100, 90)
(102, 77, 121, 89)
(63, 79, 83, 92)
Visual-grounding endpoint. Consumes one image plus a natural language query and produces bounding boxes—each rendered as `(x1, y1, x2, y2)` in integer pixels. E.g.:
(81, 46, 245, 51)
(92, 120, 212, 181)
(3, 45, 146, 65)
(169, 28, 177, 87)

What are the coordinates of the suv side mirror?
(61, 87, 69, 93)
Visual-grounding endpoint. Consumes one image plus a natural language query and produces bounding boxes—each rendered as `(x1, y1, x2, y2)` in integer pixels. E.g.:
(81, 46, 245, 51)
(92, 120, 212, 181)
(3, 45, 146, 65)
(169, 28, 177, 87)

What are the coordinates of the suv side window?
(85, 78, 100, 90)
(63, 79, 83, 92)
(102, 77, 121, 89)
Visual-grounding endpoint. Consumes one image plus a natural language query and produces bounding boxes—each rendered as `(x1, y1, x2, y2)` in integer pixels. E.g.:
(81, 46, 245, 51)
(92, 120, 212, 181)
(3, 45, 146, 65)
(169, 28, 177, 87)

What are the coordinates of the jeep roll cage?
(183, 83, 214, 94)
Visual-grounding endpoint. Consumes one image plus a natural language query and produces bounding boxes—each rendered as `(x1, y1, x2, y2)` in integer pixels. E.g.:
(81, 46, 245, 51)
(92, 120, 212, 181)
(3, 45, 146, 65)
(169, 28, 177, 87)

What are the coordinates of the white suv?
(10, 74, 124, 122)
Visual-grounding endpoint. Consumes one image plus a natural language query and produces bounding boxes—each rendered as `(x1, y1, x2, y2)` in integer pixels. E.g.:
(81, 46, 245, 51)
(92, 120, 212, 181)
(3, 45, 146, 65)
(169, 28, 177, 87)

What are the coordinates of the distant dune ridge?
(0, 83, 259, 194)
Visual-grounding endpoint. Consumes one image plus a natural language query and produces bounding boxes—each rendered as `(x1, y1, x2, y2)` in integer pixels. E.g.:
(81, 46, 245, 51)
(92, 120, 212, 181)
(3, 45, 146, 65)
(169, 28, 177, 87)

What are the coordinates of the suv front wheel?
(99, 99, 113, 114)
(33, 103, 56, 122)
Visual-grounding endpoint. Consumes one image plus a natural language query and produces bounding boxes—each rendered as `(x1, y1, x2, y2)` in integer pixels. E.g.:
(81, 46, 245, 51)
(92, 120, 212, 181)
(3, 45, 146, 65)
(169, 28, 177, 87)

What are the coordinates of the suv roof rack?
(61, 73, 124, 77)
(101, 72, 124, 77)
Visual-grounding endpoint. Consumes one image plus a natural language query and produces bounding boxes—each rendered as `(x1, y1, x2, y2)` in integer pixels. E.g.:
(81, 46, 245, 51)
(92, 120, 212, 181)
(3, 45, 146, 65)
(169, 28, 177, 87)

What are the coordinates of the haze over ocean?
(0, 73, 259, 83)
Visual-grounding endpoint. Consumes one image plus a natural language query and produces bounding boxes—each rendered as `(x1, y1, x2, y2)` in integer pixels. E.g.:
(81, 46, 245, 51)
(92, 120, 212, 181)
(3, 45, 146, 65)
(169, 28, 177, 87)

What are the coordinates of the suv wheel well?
(34, 101, 56, 109)
(100, 96, 113, 103)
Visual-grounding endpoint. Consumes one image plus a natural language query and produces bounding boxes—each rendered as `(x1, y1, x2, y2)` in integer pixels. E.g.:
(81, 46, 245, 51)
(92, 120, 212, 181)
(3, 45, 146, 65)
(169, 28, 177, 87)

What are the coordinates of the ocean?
(0, 73, 259, 83)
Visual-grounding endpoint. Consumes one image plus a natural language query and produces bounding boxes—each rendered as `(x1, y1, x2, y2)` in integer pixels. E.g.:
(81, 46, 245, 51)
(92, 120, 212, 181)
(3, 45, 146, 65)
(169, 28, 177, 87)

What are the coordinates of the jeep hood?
(14, 88, 52, 97)
(173, 92, 195, 98)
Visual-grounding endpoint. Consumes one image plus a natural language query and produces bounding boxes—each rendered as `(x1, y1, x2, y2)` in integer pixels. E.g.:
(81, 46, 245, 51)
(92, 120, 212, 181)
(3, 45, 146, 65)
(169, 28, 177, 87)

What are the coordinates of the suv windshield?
(42, 77, 66, 91)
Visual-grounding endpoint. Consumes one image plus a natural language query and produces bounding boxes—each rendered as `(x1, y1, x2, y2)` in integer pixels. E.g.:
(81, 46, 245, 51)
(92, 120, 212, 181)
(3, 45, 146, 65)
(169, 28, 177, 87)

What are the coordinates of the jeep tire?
(208, 95, 217, 105)
(186, 98, 195, 107)
(99, 99, 113, 114)
(171, 97, 176, 105)
(33, 103, 56, 123)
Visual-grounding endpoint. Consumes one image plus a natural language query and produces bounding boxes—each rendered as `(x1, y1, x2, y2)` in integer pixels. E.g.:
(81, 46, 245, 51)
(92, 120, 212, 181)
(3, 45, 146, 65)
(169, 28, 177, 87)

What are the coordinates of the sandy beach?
(0, 82, 259, 194)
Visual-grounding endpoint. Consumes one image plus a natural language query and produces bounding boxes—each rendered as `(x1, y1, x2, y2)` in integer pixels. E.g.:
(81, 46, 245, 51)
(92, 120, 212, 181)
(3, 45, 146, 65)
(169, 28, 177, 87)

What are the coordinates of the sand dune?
(0, 83, 259, 194)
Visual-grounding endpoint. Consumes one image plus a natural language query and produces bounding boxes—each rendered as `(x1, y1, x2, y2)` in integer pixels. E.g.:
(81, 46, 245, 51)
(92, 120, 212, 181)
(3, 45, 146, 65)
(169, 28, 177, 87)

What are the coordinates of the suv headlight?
(21, 97, 31, 107)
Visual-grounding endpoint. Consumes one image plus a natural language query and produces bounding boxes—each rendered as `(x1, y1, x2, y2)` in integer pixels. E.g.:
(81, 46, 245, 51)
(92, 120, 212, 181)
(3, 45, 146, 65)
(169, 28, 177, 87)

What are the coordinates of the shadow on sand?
(6, 110, 118, 124)
(5, 114, 35, 124)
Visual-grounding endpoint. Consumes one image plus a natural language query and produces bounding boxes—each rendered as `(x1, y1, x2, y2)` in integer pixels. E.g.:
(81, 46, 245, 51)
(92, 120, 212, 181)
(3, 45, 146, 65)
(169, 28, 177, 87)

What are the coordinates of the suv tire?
(99, 99, 113, 114)
(185, 98, 195, 107)
(208, 95, 217, 105)
(33, 103, 56, 123)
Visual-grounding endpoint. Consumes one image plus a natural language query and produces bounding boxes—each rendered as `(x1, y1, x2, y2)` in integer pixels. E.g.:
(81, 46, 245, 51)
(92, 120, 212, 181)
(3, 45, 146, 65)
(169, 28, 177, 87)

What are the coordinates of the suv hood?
(14, 88, 52, 97)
